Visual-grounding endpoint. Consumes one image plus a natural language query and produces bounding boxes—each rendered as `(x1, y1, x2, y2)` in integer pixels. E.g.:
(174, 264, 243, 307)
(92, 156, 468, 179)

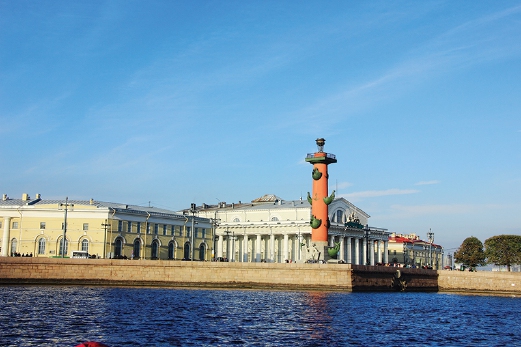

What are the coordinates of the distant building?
(184, 194, 391, 264)
(387, 233, 443, 269)
(0, 193, 212, 260)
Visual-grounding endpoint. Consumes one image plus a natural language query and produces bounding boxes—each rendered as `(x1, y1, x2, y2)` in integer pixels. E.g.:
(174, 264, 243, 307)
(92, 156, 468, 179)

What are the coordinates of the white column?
(226, 236, 231, 260)
(270, 233, 275, 263)
(377, 240, 382, 263)
(339, 236, 344, 262)
(363, 237, 368, 265)
(243, 234, 248, 262)
(329, 234, 335, 246)
(217, 235, 223, 258)
(283, 234, 289, 262)
(384, 240, 389, 264)
(295, 235, 301, 262)
(256, 234, 261, 262)
(264, 237, 269, 261)
(230, 235, 236, 262)
(370, 240, 375, 265)
(2, 217, 11, 257)
(354, 237, 360, 265)
(346, 237, 352, 264)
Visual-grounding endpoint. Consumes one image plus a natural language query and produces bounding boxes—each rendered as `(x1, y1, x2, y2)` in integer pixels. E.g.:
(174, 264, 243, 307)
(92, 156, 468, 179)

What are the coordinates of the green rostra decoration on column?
(327, 242, 340, 258)
(307, 192, 313, 205)
(312, 168, 322, 180)
(323, 190, 335, 205)
(310, 215, 322, 229)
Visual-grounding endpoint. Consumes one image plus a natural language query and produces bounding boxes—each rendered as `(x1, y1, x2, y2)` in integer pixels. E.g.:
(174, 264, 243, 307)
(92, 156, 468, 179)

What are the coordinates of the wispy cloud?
(340, 188, 419, 200)
(388, 203, 505, 218)
(330, 181, 352, 190)
(279, 3, 521, 133)
(414, 180, 440, 186)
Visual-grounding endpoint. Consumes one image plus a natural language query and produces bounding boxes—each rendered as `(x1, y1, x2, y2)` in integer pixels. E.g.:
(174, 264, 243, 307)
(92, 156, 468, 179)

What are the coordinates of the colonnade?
(215, 231, 389, 264)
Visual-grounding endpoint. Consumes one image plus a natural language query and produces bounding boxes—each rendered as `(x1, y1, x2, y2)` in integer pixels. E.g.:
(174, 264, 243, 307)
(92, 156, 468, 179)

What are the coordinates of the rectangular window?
(163, 224, 167, 236)
(83, 223, 89, 231)
(202, 228, 206, 238)
(171, 225, 175, 236)
(118, 220, 123, 232)
(40, 222, 46, 229)
(137, 222, 141, 234)
(154, 224, 158, 235)
(146, 223, 150, 234)
(186, 227, 191, 238)
(195, 228, 199, 238)
(12, 221, 19, 229)
(127, 221, 132, 233)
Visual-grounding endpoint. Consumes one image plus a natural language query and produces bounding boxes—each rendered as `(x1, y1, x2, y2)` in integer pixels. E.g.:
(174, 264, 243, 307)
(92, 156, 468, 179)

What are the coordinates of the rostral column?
(305, 138, 337, 260)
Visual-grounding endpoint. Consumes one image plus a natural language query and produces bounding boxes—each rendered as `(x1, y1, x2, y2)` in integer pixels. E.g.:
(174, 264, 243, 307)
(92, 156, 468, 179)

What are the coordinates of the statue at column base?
(303, 243, 324, 263)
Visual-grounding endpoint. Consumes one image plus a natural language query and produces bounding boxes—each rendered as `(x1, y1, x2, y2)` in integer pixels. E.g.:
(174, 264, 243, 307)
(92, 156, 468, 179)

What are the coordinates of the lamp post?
(190, 203, 196, 261)
(59, 197, 73, 258)
(403, 242, 408, 266)
(211, 218, 220, 261)
(427, 229, 434, 268)
(101, 220, 110, 259)
(364, 224, 370, 266)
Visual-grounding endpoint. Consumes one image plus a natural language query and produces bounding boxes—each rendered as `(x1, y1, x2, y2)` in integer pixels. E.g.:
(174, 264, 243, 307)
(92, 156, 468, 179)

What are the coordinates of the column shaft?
(283, 234, 289, 262)
(346, 237, 352, 264)
(256, 234, 261, 262)
(2, 217, 11, 257)
(339, 236, 344, 262)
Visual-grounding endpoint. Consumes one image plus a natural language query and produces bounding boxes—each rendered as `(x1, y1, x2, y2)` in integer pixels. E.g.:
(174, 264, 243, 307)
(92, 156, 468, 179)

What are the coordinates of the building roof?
(188, 194, 370, 218)
(389, 233, 442, 248)
(251, 194, 282, 203)
(0, 194, 193, 221)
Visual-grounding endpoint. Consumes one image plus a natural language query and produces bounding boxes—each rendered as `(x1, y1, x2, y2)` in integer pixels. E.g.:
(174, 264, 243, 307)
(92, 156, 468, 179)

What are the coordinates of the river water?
(0, 286, 520, 347)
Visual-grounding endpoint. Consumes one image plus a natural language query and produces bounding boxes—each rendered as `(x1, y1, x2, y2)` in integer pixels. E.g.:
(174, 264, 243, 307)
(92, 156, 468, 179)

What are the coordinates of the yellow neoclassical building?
(1, 193, 213, 260)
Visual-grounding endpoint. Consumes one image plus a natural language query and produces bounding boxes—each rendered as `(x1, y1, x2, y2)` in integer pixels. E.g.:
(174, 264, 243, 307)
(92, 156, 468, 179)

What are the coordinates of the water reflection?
(0, 286, 520, 346)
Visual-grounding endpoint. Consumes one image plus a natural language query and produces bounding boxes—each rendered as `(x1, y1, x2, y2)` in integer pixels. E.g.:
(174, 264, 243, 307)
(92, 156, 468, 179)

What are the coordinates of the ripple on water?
(0, 287, 520, 346)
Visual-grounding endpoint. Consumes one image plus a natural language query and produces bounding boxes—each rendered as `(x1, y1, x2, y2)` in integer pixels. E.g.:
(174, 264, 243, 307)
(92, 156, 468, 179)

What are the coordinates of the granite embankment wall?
(0, 257, 519, 294)
(438, 270, 521, 295)
(0, 257, 353, 291)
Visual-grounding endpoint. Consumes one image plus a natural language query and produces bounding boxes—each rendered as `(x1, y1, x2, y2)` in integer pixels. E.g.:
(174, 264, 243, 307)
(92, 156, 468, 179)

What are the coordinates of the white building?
(189, 194, 390, 264)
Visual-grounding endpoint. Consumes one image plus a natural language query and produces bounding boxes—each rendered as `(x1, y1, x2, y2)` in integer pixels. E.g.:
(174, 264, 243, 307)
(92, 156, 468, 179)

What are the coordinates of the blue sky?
(2, 1, 521, 251)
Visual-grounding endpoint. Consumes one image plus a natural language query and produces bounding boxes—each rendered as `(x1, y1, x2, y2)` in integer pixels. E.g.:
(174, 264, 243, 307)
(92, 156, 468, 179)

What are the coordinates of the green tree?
(454, 236, 486, 270)
(484, 235, 521, 272)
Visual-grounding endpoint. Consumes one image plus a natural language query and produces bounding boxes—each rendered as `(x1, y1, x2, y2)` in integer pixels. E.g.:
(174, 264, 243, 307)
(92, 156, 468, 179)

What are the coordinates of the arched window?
(233, 218, 240, 222)
(336, 210, 344, 224)
(271, 216, 279, 221)
(168, 241, 176, 260)
(115, 238, 123, 257)
(199, 244, 206, 261)
(10, 238, 18, 256)
(38, 238, 46, 255)
(183, 242, 191, 260)
(81, 239, 89, 253)
(151, 240, 159, 259)
(133, 239, 140, 259)
(58, 238, 68, 256)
